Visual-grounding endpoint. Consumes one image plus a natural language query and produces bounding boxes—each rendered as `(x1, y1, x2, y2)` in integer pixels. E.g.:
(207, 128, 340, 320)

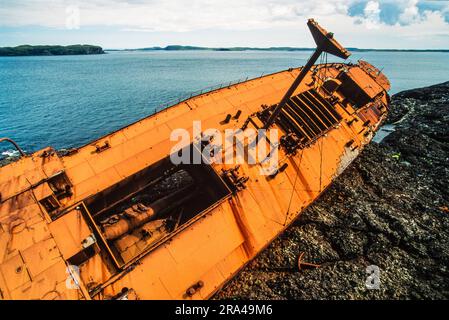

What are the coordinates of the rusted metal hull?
(0, 53, 390, 299)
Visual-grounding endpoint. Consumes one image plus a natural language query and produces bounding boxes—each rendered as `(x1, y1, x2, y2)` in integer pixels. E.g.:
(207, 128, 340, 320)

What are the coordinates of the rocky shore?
(215, 81, 449, 299)
(1, 82, 448, 299)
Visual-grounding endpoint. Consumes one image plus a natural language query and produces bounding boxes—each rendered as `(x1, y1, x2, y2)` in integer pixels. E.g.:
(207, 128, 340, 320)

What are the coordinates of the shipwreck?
(0, 19, 390, 300)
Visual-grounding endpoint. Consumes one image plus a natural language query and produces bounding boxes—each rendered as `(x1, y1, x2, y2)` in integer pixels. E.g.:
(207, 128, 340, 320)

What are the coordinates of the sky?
(0, 0, 448, 49)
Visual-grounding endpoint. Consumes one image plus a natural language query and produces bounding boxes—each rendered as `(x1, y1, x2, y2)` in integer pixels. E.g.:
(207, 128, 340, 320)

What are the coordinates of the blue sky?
(0, 0, 448, 49)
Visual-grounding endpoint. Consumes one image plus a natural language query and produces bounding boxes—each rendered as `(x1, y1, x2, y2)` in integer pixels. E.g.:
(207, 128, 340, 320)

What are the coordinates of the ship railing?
(151, 72, 266, 115)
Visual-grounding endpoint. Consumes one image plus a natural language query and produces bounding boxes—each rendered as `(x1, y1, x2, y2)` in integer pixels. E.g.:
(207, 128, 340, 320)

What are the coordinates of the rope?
(283, 150, 304, 226)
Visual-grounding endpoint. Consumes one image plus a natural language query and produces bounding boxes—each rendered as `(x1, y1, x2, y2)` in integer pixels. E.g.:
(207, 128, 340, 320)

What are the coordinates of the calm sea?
(0, 50, 448, 156)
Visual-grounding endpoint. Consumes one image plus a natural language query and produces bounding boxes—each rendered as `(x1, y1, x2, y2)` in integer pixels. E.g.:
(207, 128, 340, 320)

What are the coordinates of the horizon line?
(1, 44, 448, 52)
(105, 45, 449, 52)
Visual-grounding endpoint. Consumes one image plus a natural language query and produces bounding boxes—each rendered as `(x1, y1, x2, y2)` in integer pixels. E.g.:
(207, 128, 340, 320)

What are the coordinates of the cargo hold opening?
(84, 144, 231, 265)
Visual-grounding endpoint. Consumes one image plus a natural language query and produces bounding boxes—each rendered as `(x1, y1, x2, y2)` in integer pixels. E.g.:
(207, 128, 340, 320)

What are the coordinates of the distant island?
(0, 45, 105, 56)
(107, 45, 449, 53)
(2, 44, 447, 56)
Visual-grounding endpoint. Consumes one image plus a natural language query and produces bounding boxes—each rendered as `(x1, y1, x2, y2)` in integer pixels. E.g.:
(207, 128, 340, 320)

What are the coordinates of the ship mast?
(263, 19, 351, 129)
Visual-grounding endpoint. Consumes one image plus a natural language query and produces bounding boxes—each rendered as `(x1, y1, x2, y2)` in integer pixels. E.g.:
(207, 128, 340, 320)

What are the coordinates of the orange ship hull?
(0, 21, 390, 300)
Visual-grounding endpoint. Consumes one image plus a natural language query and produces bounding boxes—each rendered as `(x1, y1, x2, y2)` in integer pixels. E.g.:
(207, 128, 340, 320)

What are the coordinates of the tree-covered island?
(0, 45, 105, 56)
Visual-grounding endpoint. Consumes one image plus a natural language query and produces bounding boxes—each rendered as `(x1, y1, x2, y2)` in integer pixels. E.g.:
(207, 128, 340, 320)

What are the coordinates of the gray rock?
(215, 81, 449, 300)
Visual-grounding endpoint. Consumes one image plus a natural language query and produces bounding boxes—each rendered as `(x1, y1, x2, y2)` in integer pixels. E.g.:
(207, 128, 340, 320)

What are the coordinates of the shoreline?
(215, 81, 449, 299)
(2, 81, 448, 299)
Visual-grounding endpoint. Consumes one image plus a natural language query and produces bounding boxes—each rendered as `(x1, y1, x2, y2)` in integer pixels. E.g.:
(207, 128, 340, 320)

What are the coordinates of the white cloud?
(0, 0, 447, 48)
(0, 0, 447, 31)
(398, 0, 420, 25)
(0, 0, 368, 30)
(364, 1, 381, 29)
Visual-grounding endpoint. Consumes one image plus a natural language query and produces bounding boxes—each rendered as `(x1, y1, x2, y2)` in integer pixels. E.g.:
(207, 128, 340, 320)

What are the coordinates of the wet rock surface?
(215, 81, 449, 299)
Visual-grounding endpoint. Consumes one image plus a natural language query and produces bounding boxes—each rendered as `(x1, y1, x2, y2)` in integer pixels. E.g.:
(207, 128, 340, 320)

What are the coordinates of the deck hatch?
(277, 89, 342, 144)
(82, 144, 232, 266)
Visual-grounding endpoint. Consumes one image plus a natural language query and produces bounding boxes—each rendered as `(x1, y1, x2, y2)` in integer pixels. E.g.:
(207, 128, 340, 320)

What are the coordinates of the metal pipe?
(0, 137, 26, 157)
(102, 184, 196, 240)
(263, 19, 350, 129)
(263, 48, 323, 129)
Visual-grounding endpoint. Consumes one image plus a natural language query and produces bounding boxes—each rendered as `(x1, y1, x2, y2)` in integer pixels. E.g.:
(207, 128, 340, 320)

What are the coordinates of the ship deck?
(0, 61, 389, 300)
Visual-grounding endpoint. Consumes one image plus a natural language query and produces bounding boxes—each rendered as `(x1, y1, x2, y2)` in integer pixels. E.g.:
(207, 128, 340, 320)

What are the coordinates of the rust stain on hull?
(0, 19, 390, 300)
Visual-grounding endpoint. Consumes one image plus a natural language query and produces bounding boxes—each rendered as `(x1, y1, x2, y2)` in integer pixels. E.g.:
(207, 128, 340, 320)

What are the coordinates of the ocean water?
(0, 50, 448, 156)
